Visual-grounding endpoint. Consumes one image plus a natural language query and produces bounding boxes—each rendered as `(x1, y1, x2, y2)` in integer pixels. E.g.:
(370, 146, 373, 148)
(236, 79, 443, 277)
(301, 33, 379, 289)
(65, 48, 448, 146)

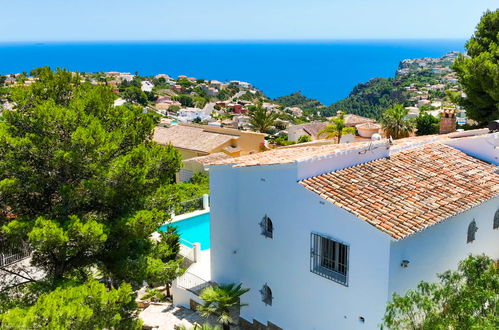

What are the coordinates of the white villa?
(176, 107, 212, 123)
(202, 131, 499, 329)
(141, 80, 154, 92)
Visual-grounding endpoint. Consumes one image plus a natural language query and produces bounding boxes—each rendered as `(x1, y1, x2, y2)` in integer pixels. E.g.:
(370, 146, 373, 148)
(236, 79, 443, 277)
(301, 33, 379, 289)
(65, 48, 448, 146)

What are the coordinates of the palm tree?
(318, 111, 356, 143)
(247, 103, 279, 133)
(381, 104, 415, 139)
(197, 283, 249, 330)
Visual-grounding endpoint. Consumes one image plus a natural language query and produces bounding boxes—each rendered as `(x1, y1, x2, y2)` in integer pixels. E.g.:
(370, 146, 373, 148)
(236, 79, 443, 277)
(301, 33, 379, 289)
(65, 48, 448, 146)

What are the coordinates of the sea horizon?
(0, 38, 467, 44)
(0, 39, 466, 104)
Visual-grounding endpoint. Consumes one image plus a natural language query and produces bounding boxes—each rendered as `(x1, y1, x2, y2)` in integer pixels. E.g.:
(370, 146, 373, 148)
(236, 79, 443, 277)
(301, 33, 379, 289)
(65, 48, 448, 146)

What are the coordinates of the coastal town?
(395, 51, 465, 121)
(0, 7, 498, 330)
(0, 51, 475, 189)
(0, 51, 471, 149)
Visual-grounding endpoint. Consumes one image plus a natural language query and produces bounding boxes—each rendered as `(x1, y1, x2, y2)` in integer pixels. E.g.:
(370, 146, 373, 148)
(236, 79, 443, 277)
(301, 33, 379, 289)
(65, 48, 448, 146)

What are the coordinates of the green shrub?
(142, 288, 167, 302)
(416, 112, 440, 136)
(297, 135, 312, 143)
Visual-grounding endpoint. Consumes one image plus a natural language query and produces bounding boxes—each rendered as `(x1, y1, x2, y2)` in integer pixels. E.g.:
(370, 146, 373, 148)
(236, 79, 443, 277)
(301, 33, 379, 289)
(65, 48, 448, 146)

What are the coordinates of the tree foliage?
(0, 68, 184, 325)
(217, 84, 240, 101)
(381, 104, 415, 139)
(274, 91, 322, 111)
(247, 103, 279, 133)
(325, 78, 405, 119)
(148, 226, 185, 297)
(415, 111, 440, 136)
(384, 255, 499, 329)
(297, 135, 312, 143)
(173, 94, 195, 107)
(453, 9, 499, 124)
(122, 86, 148, 105)
(118, 77, 156, 106)
(0, 281, 141, 329)
(318, 112, 355, 143)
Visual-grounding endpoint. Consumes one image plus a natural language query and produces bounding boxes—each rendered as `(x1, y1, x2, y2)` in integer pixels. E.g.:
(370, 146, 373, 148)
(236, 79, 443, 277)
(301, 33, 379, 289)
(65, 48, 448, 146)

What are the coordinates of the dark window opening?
(260, 284, 273, 306)
(494, 210, 499, 230)
(260, 215, 273, 238)
(467, 220, 478, 243)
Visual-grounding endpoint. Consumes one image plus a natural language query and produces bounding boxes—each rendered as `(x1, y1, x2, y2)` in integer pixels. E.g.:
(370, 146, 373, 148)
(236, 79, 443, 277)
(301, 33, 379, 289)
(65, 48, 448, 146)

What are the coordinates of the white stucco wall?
(210, 166, 242, 285)
(172, 279, 205, 308)
(209, 136, 499, 330)
(388, 197, 499, 296)
(445, 133, 499, 165)
(210, 164, 392, 330)
(287, 127, 307, 142)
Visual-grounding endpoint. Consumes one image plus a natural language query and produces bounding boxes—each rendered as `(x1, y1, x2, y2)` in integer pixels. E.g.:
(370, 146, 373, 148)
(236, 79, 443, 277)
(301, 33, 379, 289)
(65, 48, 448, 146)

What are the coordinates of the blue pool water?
(159, 212, 210, 250)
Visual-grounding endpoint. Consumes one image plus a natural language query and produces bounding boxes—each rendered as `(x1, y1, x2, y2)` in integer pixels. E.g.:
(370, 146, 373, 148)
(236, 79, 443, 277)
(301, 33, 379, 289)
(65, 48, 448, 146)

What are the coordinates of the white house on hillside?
(141, 80, 154, 92)
(176, 107, 212, 123)
(206, 132, 499, 330)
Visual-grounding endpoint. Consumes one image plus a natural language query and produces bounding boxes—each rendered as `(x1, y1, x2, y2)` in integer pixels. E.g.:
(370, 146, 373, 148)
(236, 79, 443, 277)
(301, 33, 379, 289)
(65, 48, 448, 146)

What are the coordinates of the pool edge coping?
(170, 208, 210, 224)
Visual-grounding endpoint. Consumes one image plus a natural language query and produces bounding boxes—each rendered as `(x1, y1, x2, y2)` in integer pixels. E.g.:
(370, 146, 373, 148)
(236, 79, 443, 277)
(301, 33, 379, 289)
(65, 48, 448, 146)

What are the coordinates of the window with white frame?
(260, 284, 273, 306)
(310, 233, 349, 286)
(260, 215, 273, 238)
(494, 210, 499, 230)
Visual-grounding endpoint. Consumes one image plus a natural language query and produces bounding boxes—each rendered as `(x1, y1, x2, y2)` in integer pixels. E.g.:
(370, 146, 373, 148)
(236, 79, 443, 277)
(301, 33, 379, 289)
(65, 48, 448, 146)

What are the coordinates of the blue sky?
(1, 0, 497, 41)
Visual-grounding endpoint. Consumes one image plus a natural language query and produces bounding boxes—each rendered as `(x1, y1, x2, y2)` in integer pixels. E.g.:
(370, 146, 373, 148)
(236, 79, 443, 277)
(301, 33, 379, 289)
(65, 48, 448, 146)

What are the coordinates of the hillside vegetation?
(323, 78, 405, 119)
(274, 51, 462, 121)
(274, 91, 323, 111)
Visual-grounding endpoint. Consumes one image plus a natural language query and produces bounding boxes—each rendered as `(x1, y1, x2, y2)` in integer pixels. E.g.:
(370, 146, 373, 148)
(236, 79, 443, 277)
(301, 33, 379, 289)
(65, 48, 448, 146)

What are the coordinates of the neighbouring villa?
(287, 113, 377, 142)
(287, 121, 328, 142)
(170, 129, 498, 329)
(153, 123, 266, 182)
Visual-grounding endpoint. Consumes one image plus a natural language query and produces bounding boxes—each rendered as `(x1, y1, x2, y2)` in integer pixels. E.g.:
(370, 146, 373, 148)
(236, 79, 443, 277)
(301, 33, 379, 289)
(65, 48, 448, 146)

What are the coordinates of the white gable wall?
(209, 135, 498, 329)
(210, 166, 242, 284)
(287, 127, 307, 142)
(444, 133, 499, 165)
(388, 197, 499, 296)
(210, 163, 393, 330)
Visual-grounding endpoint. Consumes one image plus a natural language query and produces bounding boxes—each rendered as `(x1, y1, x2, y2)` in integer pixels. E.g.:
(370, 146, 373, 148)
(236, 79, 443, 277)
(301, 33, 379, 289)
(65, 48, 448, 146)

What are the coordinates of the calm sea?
(0, 40, 465, 104)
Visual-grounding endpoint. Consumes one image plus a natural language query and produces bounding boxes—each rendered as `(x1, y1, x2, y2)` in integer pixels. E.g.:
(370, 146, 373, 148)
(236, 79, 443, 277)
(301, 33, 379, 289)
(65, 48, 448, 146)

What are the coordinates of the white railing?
(0, 243, 31, 267)
(179, 239, 195, 261)
(179, 239, 200, 263)
(177, 271, 212, 295)
(177, 197, 204, 215)
(176, 194, 209, 216)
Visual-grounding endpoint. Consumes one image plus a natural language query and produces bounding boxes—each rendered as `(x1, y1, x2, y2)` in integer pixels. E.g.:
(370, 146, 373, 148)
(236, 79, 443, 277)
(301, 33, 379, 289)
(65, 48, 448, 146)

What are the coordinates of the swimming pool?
(159, 212, 210, 250)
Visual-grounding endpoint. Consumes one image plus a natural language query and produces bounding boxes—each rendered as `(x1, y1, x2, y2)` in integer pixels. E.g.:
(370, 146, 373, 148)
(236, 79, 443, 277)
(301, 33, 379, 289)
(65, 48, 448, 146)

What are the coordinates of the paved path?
(0, 257, 45, 291)
(229, 91, 246, 102)
(139, 303, 213, 330)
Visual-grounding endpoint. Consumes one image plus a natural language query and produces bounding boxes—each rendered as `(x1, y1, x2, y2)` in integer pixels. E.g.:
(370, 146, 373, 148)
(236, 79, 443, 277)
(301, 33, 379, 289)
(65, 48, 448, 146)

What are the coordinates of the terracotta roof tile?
(209, 140, 374, 167)
(342, 114, 376, 127)
(207, 130, 493, 168)
(183, 152, 232, 166)
(290, 122, 328, 138)
(299, 143, 499, 240)
(153, 126, 236, 153)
